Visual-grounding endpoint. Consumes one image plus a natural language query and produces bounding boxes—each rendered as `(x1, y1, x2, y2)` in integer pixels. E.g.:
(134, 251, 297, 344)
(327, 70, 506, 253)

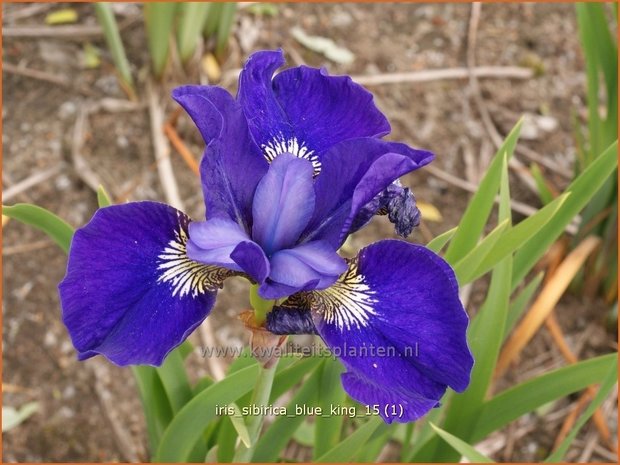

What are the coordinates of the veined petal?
(230, 241, 270, 285)
(260, 241, 347, 299)
(187, 218, 252, 270)
(309, 240, 473, 423)
(58, 202, 230, 366)
(188, 219, 270, 284)
(238, 49, 390, 172)
(272, 65, 390, 159)
(172, 85, 268, 229)
(303, 138, 433, 247)
(252, 154, 316, 255)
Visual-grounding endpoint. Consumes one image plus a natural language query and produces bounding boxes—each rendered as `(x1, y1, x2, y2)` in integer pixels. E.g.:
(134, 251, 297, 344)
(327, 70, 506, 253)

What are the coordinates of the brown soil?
(2, 2, 616, 462)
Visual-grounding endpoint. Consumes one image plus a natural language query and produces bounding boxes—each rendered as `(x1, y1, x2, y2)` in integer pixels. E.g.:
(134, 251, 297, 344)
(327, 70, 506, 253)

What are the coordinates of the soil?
(2, 2, 616, 462)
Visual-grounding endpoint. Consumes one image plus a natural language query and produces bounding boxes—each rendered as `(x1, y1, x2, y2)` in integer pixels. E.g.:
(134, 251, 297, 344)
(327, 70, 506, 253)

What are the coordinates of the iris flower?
(59, 50, 473, 423)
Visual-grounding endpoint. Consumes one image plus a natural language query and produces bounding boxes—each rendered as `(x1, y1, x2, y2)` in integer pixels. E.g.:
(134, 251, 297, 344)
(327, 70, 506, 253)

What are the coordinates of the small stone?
(58, 101, 77, 120)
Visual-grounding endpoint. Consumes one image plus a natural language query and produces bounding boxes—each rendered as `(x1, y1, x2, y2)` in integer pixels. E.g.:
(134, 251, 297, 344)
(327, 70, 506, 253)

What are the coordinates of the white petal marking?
(313, 258, 377, 331)
(156, 214, 228, 298)
(261, 133, 322, 175)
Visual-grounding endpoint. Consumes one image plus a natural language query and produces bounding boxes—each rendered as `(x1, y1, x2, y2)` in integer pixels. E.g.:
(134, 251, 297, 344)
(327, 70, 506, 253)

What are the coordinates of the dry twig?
(72, 106, 104, 193)
(4, 3, 54, 21)
(351, 66, 533, 86)
(2, 164, 65, 202)
(3, 62, 98, 97)
(147, 80, 184, 211)
(89, 361, 142, 463)
(2, 239, 54, 256)
(148, 80, 228, 381)
(163, 123, 200, 175)
(3, 24, 104, 38)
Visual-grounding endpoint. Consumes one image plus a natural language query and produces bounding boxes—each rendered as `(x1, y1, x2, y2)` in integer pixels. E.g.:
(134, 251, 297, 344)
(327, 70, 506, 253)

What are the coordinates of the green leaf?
(144, 3, 177, 77)
(178, 339, 193, 360)
(444, 119, 522, 264)
(531, 163, 555, 205)
(132, 366, 173, 454)
(94, 3, 134, 90)
(355, 424, 394, 462)
(512, 141, 618, 290)
(313, 358, 346, 459)
(314, 416, 385, 462)
(228, 403, 251, 448)
(177, 2, 210, 63)
(216, 415, 238, 462)
(473, 353, 617, 441)
(452, 219, 510, 284)
(157, 349, 193, 414)
(504, 272, 544, 340)
(203, 2, 222, 37)
(96, 185, 112, 207)
(545, 361, 618, 462)
(227, 347, 256, 374)
(429, 423, 494, 463)
(293, 419, 315, 447)
(155, 363, 259, 462)
(464, 193, 569, 284)
(215, 3, 237, 56)
(426, 226, 456, 253)
(252, 361, 323, 462)
(400, 423, 414, 461)
(268, 355, 324, 403)
(3, 204, 74, 253)
(431, 155, 513, 462)
(581, 4, 617, 118)
(193, 375, 214, 395)
(576, 3, 603, 158)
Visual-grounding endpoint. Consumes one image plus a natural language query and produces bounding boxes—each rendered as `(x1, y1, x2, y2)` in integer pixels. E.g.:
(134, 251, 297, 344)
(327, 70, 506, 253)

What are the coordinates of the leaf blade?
(2, 204, 74, 253)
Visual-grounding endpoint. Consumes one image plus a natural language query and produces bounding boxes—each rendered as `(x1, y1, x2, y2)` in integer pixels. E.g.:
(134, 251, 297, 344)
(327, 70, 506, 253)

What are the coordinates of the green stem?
(249, 284, 274, 325)
(232, 359, 279, 462)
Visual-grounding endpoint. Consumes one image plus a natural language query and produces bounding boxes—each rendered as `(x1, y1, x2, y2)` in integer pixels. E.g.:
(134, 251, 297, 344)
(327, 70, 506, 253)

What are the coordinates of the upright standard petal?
(252, 154, 316, 255)
(172, 86, 268, 229)
(303, 138, 434, 247)
(309, 240, 473, 423)
(59, 202, 230, 366)
(238, 49, 390, 172)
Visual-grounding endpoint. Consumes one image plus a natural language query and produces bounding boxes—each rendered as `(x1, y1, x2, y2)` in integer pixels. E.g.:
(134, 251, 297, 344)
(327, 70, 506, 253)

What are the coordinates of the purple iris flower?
(58, 50, 473, 423)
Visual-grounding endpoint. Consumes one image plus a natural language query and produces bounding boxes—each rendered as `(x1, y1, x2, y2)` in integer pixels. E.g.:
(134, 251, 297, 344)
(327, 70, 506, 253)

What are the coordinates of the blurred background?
(2, 2, 617, 462)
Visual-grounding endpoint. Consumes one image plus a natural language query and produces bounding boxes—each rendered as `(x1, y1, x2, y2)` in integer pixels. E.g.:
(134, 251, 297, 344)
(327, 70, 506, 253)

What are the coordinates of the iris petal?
(58, 202, 229, 366)
(303, 138, 434, 247)
(252, 154, 316, 255)
(238, 49, 390, 167)
(309, 240, 473, 423)
(172, 86, 268, 230)
(260, 241, 347, 299)
(230, 241, 271, 284)
(273, 65, 390, 156)
(187, 218, 252, 270)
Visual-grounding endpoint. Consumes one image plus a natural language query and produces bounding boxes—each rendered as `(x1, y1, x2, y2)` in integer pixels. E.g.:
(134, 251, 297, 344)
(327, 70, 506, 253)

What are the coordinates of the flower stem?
(249, 284, 274, 325)
(232, 358, 279, 462)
